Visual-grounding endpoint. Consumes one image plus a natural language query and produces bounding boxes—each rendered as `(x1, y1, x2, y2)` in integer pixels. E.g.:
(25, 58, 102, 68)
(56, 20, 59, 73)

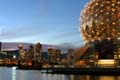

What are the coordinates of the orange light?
(118, 12, 120, 17)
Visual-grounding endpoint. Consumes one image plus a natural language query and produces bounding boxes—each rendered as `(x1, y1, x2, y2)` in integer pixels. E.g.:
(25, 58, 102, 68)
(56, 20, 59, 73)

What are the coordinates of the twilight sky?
(0, 0, 89, 47)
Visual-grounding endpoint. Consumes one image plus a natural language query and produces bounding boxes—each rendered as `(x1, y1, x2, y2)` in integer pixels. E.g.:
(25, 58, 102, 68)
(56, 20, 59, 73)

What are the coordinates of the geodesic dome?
(80, 0, 120, 43)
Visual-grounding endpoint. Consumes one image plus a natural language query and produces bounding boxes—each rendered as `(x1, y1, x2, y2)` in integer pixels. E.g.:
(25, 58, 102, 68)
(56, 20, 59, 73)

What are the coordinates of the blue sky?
(0, 0, 88, 47)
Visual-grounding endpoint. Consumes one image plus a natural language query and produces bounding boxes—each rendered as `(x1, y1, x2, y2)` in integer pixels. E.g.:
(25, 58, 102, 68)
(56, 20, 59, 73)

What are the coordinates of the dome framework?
(80, 0, 120, 43)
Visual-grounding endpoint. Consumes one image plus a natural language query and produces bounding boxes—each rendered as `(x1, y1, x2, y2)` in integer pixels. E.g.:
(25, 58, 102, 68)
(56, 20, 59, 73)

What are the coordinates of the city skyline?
(0, 0, 89, 47)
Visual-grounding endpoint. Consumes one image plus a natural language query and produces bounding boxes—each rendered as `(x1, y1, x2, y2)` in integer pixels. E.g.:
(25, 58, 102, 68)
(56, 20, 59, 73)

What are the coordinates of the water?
(0, 67, 120, 80)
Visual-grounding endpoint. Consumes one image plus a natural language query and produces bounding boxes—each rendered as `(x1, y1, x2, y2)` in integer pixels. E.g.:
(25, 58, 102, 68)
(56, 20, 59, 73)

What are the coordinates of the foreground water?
(0, 67, 120, 80)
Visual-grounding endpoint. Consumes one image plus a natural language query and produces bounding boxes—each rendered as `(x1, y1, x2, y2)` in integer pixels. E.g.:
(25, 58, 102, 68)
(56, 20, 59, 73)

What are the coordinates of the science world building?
(79, 0, 120, 67)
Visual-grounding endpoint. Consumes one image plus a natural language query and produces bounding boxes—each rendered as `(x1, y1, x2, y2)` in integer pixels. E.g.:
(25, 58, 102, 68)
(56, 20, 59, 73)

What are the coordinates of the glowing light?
(95, 3, 98, 5)
(118, 12, 120, 17)
(112, 22, 115, 25)
(118, 1, 120, 4)
(107, 37, 111, 40)
(118, 37, 120, 40)
(98, 60, 115, 65)
(106, 12, 109, 15)
(12, 67, 16, 80)
(112, 8, 115, 12)
(91, 39, 94, 42)
(98, 38, 101, 40)
(106, 1, 110, 4)
(80, 0, 120, 43)
(13, 55, 16, 59)
(112, 3, 115, 6)
(97, 60, 115, 67)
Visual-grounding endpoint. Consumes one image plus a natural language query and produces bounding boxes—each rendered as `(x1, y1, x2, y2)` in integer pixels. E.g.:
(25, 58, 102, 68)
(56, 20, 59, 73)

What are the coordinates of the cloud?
(0, 26, 48, 40)
(48, 30, 80, 42)
(57, 41, 83, 53)
(54, 30, 79, 38)
(59, 41, 83, 48)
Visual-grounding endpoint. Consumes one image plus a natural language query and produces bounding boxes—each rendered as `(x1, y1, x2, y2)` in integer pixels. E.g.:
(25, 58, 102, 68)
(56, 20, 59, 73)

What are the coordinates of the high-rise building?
(27, 45, 34, 60)
(48, 48, 61, 64)
(66, 49, 74, 65)
(0, 42, 1, 51)
(18, 44, 26, 60)
(55, 49, 61, 63)
(48, 48, 56, 64)
(35, 42, 42, 61)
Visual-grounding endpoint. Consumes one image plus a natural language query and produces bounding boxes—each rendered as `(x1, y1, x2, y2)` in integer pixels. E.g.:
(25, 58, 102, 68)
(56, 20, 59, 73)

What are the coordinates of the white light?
(98, 59, 115, 65)
(13, 55, 16, 59)
(98, 38, 101, 41)
(119, 55, 120, 59)
(118, 37, 120, 40)
(91, 39, 94, 42)
(107, 37, 111, 40)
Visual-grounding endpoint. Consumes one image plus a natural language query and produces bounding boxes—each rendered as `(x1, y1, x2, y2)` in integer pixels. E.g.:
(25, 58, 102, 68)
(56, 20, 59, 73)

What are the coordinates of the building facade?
(48, 48, 61, 64)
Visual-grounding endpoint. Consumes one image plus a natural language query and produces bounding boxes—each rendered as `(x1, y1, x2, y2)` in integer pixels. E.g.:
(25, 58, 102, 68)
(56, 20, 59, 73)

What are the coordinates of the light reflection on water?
(0, 67, 120, 80)
(12, 67, 16, 80)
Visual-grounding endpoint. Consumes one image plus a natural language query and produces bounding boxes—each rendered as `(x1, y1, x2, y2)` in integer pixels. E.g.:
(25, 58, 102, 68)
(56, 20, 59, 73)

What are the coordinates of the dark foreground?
(51, 67, 120, 75)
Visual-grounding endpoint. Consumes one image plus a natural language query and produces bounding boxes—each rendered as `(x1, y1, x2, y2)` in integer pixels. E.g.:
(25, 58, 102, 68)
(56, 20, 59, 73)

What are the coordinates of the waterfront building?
(48, 48, 56, 64)
(55, 49, 61, 63)
(77, 0, 120, 67)
(18, 42, 42, 63)
(66, 49, 74, 65)
(27, 45, 34, 61)
(48, 48, 61, 64)
(18, 44, 26, 60)
(35, 42, 42, 62)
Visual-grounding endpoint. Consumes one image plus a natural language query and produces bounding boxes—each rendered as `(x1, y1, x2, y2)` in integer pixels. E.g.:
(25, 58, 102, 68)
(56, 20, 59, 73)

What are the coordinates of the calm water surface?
(0, 67, 120, 80)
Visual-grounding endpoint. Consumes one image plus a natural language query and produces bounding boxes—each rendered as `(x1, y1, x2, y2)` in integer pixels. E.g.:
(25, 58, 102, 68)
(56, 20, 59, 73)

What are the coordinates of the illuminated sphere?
(80, 0, 120, 43)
